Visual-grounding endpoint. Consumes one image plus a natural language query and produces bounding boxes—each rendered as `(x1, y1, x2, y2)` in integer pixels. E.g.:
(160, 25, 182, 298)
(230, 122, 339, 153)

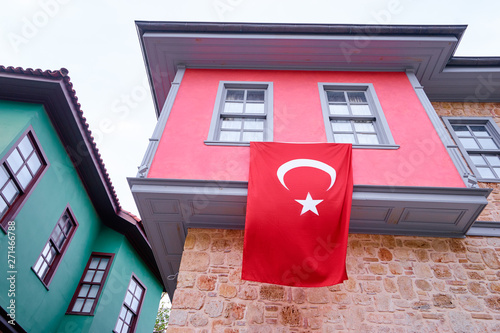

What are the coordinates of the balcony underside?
(129, 178, 490, 298)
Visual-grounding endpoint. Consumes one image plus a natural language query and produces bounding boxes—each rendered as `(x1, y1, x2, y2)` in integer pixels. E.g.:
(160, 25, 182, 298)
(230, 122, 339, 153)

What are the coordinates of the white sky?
(1, 0, 499, 216)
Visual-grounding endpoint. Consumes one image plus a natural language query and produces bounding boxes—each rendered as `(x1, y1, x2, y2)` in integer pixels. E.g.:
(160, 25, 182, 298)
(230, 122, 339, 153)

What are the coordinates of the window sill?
(205, 141, 400, 149)
(476, 178, 500, 183)
(204, 140, 251, 146)
(352, 144, 400, 150)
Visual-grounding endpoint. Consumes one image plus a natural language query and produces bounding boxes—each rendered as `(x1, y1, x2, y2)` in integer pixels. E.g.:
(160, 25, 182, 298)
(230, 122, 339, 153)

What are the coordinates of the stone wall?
(166, 229, 500, 333)
(433, 102, 500, 222)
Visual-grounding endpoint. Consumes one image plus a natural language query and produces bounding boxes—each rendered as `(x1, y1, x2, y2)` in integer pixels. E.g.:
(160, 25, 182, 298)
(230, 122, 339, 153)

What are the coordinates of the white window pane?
(129, 280, 137, 293)
(247, 90, 265, 101)
(0, 166, 8, 187)
(98, 258, 109, 270)
(83, 270, 95, 282)
(452, 125, 471, 136)
(125, 310, 133, 323)
(226, 90, 244, 101)
(221, 119, 242, 129)
(125, 292, 133, 306)
(245, 103, 265, 114)
(46, 246, 57, 263)
(470, 154, 486, 165)
(42, 243, 51, 256)
(331, 120, 352, 132)
(223, 102, 244, 113)
(82, 299, 94, 313)
(470, 126, 489, 137)
(485, 155, 500, 166)
(134, 286, 143, 299)
(18, 136, 34, 159)
(27, 154, 42, 175)
(354, 121, 376, 132)
(459, 138, 479, 149)
(3, 181, 19, 204)
(7, 150, 23, 173)
(350, 105, 371, 115)
(478, 167, 495, 179)
(358, 133, 380, 145)
(329, 104, 349, 115)
(131, 298, 139, 312)
(120, 306, 127, 319)
(115, 320, 124, 333)
(243, 119, 264, 130)
(34, 256, 43, 274)
(78, 284, 90, 297)
(39, 262, 49, 278)
(347, 91, 367, 103)
(17, 166, 33, 189)
(494, 168, 500, 177)
(121, 323, 130, 333)
(242, 132, 263, 142)
(89, 258, 99, 269)
(326, 91, 345, 103)
(219, 131, 240, 142)
(93, 270, 104, 283)
(72, 298, 84, 312)
(88, 285, 99, 298)
(478, 138, 498, 149)
(334, 133, 355, 144)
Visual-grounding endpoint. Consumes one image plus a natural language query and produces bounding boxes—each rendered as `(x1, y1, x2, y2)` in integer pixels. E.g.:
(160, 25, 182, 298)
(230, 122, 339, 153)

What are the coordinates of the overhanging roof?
(0, 66, 161, 283)
(136, 22, 500, 117)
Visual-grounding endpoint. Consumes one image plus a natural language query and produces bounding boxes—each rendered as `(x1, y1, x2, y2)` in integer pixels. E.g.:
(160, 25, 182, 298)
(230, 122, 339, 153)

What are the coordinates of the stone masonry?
(433, 102, 500, 222)
(166, 229, 500, 333)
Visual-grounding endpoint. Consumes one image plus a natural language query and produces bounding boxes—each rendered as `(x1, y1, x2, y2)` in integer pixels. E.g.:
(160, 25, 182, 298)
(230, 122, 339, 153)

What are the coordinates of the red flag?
(242, 142, 353, 287)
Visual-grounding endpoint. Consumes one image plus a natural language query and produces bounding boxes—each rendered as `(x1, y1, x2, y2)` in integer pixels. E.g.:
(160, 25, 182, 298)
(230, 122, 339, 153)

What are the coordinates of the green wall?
(0, 100, 162, 332)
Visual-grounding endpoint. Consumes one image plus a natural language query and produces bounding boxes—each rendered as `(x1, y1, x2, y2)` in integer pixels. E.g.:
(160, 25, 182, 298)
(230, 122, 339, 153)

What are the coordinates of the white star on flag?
(295, 192, 323, 216)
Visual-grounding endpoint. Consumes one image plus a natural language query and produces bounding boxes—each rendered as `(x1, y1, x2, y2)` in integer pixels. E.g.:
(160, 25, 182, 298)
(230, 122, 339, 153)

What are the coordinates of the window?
(206, 82, 273, 145)
(67, 253, 114, 315)
(114, 275, 146, 333)
(0, 127, 48, 231)
(443, 117, 500, 182)
(33, 206, 78, 287)
(319, 83, 397, 148)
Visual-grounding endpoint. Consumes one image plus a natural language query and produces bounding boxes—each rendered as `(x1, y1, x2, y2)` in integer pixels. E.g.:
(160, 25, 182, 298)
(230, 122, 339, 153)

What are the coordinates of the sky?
(1, 0, 500, 216)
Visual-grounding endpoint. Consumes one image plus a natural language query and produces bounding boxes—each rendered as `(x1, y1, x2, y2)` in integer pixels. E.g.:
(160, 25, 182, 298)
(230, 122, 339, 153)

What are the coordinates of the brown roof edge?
(0, 65, 121, 211)
(0, 66, 162, 284)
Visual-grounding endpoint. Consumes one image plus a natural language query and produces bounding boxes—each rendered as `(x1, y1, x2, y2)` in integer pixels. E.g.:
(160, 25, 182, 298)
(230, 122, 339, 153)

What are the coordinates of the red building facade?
(130, 23, 500, 331)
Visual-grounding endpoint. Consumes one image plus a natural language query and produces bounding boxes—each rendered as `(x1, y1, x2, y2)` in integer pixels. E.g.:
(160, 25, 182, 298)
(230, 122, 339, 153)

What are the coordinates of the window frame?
(0, 126, 49, 232)
(66, 252, 114, 316)
(32, 205, 78, 288)
(443, 117, 500, 183)
(205, 81, 274, 146)
(113, 274, 147, 333)
(318, 83, 398, 149)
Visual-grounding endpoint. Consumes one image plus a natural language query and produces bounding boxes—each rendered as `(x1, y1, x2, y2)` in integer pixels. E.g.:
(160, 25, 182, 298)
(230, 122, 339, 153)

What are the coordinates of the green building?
(0, 66, 163, 333)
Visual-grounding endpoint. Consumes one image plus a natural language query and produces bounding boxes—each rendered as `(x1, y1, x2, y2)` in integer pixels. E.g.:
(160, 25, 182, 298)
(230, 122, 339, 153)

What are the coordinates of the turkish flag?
(242, 142, 353, 287)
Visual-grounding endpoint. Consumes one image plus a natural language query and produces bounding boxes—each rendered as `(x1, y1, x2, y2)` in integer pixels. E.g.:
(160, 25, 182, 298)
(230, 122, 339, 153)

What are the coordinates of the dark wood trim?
(1, 126, 50, 232)
(66, 252, 115, 316)
(32, 204, 79, 288)
(0, 305, 27, 333)
(113, 273, 147, 333)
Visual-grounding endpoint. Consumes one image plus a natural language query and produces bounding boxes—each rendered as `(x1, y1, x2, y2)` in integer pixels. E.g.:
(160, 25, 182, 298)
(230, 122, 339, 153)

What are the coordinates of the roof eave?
(0, 67, 162, 283)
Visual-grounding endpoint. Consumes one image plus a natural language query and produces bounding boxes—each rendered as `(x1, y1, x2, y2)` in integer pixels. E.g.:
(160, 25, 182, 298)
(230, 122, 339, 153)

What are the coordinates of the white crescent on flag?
(276, 159, 337, 191)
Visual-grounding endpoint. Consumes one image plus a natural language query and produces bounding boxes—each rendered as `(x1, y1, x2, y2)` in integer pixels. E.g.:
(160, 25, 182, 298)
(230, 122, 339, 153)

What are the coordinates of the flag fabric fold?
(242, 142, 353, 287)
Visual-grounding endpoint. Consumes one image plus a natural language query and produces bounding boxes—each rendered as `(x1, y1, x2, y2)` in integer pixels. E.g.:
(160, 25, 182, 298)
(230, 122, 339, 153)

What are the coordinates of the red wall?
(148, 69, 465, 188)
